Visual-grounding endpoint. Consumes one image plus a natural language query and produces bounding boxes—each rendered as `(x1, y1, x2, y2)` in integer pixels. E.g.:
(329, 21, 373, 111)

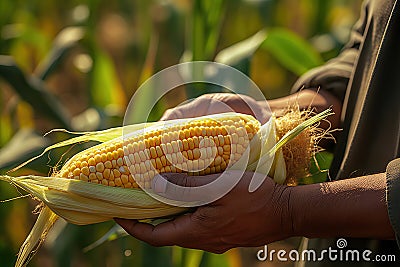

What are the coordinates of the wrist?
(289, 183, 321, 238)
(271, 183, 298, 239)
(288, 174, 394, 240)
(289, 182, 344, 238)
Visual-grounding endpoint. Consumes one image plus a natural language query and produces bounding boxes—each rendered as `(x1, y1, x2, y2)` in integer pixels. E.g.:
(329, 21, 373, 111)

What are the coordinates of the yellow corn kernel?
(59, 114, 259, 189)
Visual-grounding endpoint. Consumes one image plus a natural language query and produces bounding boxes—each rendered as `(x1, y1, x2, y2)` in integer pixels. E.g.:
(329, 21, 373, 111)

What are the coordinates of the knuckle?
(192, 207, 218, 227)
(198, 93, 214, 100)
(163, 108, 172, 115)
(161, 109, 173, 119)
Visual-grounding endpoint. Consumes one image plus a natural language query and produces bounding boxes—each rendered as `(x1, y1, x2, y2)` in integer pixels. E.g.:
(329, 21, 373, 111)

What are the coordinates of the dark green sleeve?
(386, 158, 400, 247)
(291, 0, 370, 102)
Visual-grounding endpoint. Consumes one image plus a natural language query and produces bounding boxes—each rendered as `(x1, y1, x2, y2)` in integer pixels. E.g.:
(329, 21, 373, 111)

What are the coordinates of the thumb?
(153, 173, 218, 188)
(151, 172, 237, 204)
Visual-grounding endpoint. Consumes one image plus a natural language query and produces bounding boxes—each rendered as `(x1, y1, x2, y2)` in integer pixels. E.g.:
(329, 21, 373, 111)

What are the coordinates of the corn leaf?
(215, 30, 267, 75)
(82, 224, 127, 253)
(184, 249, 204, 267)
(89, 47, 126, 109)
(35, 27, 85, 80)
(261, 28, 323, 75)
(0, 56, 71, 128)
(127, 33, 162, 124)
(0, 129, 49, 172)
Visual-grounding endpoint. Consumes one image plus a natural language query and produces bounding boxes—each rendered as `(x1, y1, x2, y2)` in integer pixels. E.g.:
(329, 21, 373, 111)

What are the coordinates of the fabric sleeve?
(386, 158, 400, 247)
(291, 0, 370, 102)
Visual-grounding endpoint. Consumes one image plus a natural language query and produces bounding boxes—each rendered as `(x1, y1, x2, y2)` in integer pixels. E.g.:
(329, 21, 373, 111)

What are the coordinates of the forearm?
(290, 173, 395, 240)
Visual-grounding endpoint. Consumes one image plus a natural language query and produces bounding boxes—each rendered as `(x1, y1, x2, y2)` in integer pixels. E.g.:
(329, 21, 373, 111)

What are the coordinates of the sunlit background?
(0, 0, 362, 266)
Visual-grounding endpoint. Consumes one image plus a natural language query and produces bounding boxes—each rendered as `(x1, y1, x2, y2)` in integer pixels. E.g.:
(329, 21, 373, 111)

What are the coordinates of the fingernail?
(152, 174, 168, 193)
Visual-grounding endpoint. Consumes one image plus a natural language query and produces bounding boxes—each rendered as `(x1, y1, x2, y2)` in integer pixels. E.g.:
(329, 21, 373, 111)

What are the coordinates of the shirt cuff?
(386, 158, 400, 247)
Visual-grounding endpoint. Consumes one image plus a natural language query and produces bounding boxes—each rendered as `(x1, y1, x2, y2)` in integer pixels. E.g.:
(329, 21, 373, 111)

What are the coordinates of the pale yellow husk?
(0, 109, 332, 267)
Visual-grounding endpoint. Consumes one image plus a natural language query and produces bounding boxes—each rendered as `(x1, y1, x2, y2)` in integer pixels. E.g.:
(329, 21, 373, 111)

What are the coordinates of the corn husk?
(0, 109, 332, 267)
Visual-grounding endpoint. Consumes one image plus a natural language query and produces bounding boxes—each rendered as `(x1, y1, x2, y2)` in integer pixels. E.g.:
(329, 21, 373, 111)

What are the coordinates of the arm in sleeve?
(291, 0, 370, 102)
(386, 158, 400, 246)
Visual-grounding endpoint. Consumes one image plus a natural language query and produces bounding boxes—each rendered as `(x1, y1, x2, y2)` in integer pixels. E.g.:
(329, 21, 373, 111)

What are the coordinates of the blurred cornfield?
(0, 0, 362, 266)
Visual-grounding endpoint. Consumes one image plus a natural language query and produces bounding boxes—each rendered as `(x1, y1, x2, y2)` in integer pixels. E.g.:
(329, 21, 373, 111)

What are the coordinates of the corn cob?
(57, 113, 260, 189)
(0, 109, 331, 267)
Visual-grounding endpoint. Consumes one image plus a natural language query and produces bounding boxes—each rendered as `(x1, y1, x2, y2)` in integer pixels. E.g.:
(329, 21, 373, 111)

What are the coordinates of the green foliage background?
(0, 0, 361, 266)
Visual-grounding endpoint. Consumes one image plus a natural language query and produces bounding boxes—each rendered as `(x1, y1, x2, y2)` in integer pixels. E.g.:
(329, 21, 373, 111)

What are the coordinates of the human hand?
(160, 93, 271, 124)
(115, 171, 294, 253)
